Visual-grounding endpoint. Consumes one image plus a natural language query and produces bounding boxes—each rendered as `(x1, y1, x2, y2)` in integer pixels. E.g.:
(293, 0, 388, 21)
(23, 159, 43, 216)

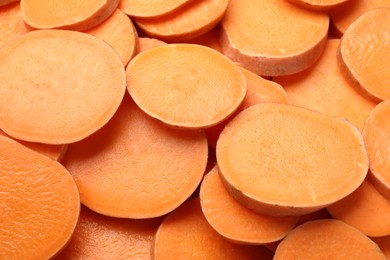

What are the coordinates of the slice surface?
(0, 136, 80, 259)
(0, 29, 126, 144)
(127, 44, 246, 129)
(217, 103, 368, 216)
(338, 8, 390, 101)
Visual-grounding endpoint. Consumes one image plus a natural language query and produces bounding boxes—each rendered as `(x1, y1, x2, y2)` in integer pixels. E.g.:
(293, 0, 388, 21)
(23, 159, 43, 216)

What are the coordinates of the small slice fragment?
(134, 0, 229, 42)
(0, 135, 80, 259)
(63, 95, 208, 218)
(327, 180, 390, 237)
(363, 100, 390, 199)
(200, 166, 299, 244)
(119, 0, 191, 18)
(127, 44, 246, 129)
(55, 206, 162, 259)
(217, 103, 368, 216)
(274, 39, 377, 131)
(21, 0, 119, 31)
(287, 0, 352, 10)
(220, 0, 329, 76)
(337, 8, 390, 101)
(0, 29, 126, 144)
(153, 198, 273, 260)
(274, 219, 386, 259)
(86, 9, 137, 66)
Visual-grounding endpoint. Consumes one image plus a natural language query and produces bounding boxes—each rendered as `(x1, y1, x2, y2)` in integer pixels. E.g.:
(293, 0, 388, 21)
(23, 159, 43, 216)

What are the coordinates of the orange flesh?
(0, 29, 126, 144)
(62, 95, 208, 218)
(0, 129, 67, 161)
(338, 8, 390, 101)
(0, 135, 80, 259)
(134, 0, 229, 42)
(217, 103, 368, 216)
(21, 0, 119, 31)
(363, 100, 390, 199)
(86, 9, 137, 66)
(0, 2, 30, 48)
(200, 166, 299, 244)
(329, 0, 390, 36)
(119, 0, 192, 18)
(55, 206, 162, 259)
(126, 44, 247, 129)
(274, 219, 386, 259)
(206, 67, 288, 148)
(135, 37, 166, 54)
(274, 39, 377, 130)
(287, 0, 352, 10)
(153, 198, 274, 260)
(220, 0, 329, 76)
(327, 180, 390, 237)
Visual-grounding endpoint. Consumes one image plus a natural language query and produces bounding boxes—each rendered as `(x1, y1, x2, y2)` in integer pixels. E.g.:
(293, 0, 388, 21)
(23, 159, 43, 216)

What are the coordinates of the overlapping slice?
(327, 180, 390, 237)
(63, 95, 208, 218)
(0, 2, 30, 48)
(86, 9, 137, 66)
(133, 0, 229, 42)
(329, 0, 390, 37)
(153, 198, 273, 260)
(55, 206, 162, 259)
(126, 44, 246, 129)
(0, 129, 67, 161)
(0, 29, 126, 144)
(274, 220, 386, 259)
(274, 39, 377, 130)
(337, 8, 390, 101)
(217, 103, 368, 216)
(363, 100, 390, 199)
(119, 0, 192, 18)
(287, 0, 352, 10)
(200, 166, 299, 244)
(0, 135, 80, 259)
(220, 0, 329, 76)
(21, 0, 119, 31)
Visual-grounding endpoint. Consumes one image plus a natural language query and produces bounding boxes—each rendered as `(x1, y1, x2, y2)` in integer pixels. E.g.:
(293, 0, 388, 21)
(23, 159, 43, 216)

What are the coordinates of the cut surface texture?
(337, 8, 390, 101)
(21, 0, 119, 31)
(0, 136, 80, 259)
(0, 29, 126, 144)
(216, 103, 368, 216)
(62, 95, 208, 218)
(363, 100, 390, 199)
(220, 0, 329, 76)
(126, 44, 247, 129)
(274, 219, 386, 259)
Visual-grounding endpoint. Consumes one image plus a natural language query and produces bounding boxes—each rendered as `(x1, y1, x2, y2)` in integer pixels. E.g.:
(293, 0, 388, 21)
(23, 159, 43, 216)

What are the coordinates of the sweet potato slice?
(217, 103, 368, 216)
